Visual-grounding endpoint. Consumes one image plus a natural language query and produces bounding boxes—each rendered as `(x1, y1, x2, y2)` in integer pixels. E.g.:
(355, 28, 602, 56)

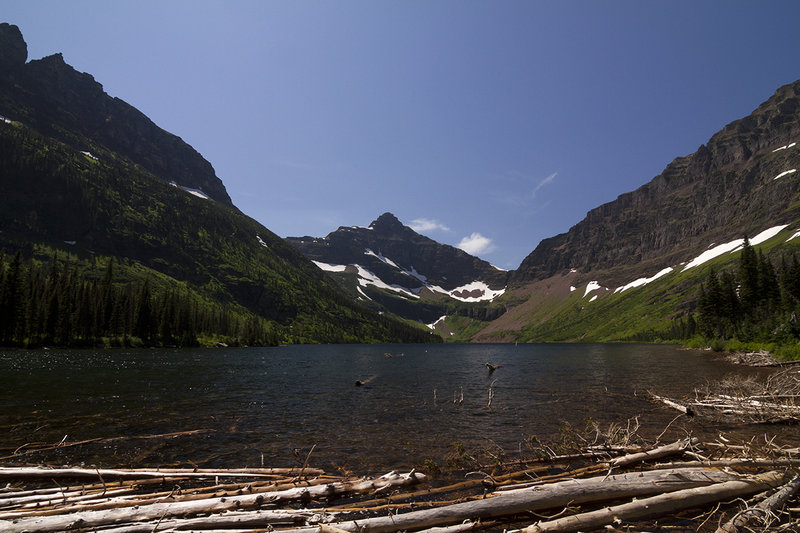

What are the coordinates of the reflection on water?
(0, 343, 789, 473)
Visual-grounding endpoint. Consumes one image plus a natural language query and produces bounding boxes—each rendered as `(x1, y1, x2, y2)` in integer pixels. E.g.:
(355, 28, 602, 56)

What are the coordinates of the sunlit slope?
(470, 80, 800, 343)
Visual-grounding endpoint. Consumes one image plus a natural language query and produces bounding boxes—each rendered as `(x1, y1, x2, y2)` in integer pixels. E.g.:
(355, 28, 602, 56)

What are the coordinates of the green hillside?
(0, 119, 438, 347)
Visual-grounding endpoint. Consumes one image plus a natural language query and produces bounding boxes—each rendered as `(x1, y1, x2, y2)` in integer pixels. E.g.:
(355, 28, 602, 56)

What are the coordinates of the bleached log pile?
(651, 367, 800, 424)
(2, 435, 799, 532)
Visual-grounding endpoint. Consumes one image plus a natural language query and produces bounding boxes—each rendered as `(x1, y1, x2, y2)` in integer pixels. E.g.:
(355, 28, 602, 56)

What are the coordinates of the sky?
(3, 1, 800, 269)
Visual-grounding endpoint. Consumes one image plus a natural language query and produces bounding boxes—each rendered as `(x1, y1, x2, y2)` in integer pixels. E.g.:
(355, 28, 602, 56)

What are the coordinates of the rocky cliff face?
(0, 23, 232, 205)
(512, 79, 800, 286)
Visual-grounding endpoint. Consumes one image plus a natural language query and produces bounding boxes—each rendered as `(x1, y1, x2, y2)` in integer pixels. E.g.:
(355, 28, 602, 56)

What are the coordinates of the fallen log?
(327, 464, 562, 511)
(607, 437, 698, 469)
(714, 473, 800, 533)
(290, 468, 742, 533)
(78, 508, 319, 533)
(0, 470, 424, 533)
(649, 393, 693, 416)
(521, 470, 784, 533)
(2, 476, 343, 519)
(0, 465, 323, 480)
(654, 458, 800, 470)
(2, 480, 340, 519)
(1, 487, 134, 511)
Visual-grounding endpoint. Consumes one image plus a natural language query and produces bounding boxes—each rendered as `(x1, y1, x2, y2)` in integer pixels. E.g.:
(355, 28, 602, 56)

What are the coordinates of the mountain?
(0, 23, 437, 346)
(0, 23, 231, 205)
(513, 80, 800, 287)
(286, 213, 509, 333)
(473, 79, 800, 344)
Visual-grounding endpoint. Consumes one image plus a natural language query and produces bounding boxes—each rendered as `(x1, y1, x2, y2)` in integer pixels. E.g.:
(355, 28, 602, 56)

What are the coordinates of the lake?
(0, 343, 788, 474)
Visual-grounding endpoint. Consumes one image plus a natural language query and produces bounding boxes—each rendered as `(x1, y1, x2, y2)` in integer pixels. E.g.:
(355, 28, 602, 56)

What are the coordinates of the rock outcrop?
(0, 23, 26, 71)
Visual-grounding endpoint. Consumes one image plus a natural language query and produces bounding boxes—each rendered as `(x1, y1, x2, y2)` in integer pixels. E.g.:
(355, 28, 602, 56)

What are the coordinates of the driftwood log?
(522, 470, 784, 533)
(284, 468, 743, 533)
(2, 434, 799, 532)
(0, 471, 424, 533)
(0, 465, 323, 479)
(715, 473, 800, 533)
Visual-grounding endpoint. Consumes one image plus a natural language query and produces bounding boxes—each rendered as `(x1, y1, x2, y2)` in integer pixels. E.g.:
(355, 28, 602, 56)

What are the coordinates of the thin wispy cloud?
(409, 218, 451, 233)
(531, 172, 558, 198)
(457, 233, 495, 256)
(491, 171, 559, 207)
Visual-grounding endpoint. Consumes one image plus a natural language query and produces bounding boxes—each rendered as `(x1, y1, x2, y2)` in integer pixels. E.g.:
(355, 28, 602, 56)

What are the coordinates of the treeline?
(0, 252, 281, 348)
(695, 237, 800, 343)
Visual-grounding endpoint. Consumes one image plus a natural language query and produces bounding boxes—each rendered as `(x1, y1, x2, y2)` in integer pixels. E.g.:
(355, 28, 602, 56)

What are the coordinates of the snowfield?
(354, 265, 420, 299)
(447, 281, 506, 302)
(583, 280, 602, 297)
(614, 267, 673, 293)
(682, 225, 788, 271)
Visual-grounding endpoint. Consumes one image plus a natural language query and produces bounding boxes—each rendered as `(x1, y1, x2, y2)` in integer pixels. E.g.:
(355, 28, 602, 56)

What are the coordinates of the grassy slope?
(470, 226, 800, 346)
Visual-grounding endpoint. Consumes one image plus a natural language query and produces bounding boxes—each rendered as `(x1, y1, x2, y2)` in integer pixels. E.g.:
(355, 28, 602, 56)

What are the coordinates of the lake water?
(0, 343, 788, 474)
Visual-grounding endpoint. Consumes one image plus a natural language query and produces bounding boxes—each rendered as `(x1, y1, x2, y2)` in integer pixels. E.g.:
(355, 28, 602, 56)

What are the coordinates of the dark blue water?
(0, 343, 777, 473)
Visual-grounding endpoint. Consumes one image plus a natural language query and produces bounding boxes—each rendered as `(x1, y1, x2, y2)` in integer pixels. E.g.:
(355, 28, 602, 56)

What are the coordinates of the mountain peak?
(0, 23, 27, 72)
(369, 212, 406, 232)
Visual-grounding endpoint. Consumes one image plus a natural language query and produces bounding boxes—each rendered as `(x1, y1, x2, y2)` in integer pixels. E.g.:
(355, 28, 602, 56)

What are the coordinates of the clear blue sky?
(4, 1, 800, 269)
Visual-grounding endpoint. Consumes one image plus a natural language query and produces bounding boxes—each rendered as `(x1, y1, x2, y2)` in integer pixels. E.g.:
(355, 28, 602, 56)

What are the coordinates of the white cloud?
(457, 233, 495, 256)
(409, 218, 450, 233)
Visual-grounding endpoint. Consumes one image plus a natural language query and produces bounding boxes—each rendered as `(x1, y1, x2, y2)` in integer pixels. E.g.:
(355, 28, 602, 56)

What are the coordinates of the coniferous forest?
(0, 251, 281, 347)
(695, 237, 800, 353)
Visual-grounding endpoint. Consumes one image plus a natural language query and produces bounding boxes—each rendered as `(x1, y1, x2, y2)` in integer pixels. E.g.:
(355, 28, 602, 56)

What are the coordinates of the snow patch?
(256, 235, 268, 248)
(589, 295, 598, 302)
(427, 315, 447, 330)
(614, 267, 674, 294)
(788, 230, 800, 242)
(318, 250, 504, 302)
(313, 261, 348, 273)
(80, 151, 98, 161)
(772, 142, 797, 152)
(773, 169, 797, 180)
(364, 249, 401, 269)
(751, 225, 790, 245)
(448, 281, 505, 303)
(683, 225, 789, 271)
(170, 181, 210, 200)
(584, 281, 602, 297)
(356, 285, 372, 301)
(64, 240, 76, 246)
(354, 265, 420, 299)
(570, 286, 576, 292)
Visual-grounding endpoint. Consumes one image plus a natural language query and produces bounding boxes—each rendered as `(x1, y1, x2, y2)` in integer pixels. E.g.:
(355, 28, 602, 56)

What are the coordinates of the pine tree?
(133, 280, 153, 341)
(738, 236, 759, 315)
